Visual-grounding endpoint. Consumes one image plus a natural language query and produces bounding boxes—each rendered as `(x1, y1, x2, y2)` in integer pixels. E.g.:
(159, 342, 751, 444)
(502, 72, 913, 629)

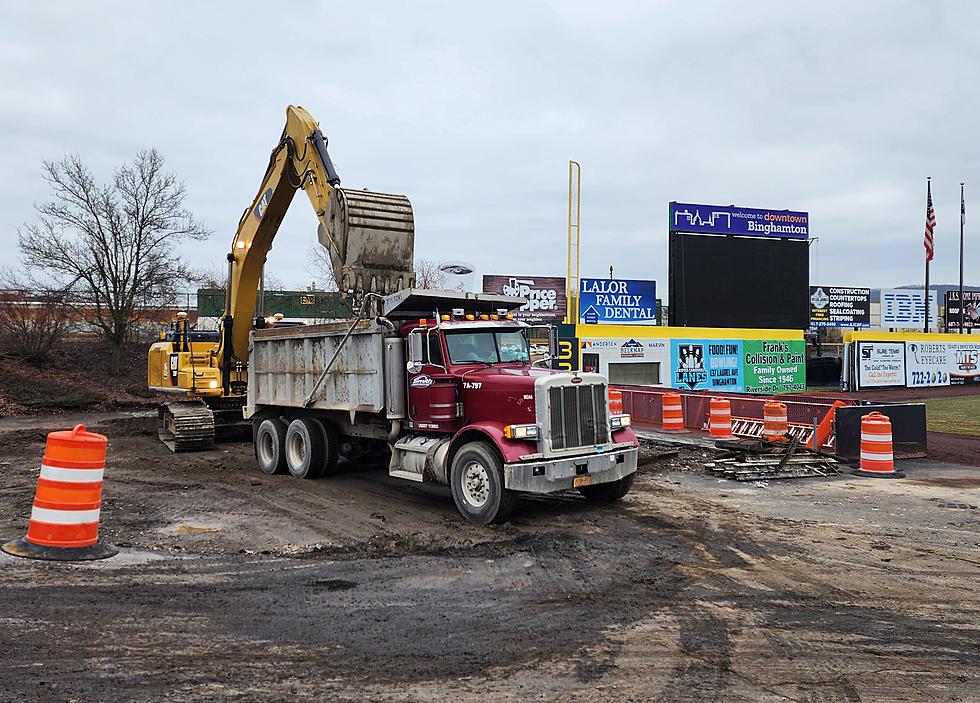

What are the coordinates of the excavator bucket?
(320, 187, 415, 295)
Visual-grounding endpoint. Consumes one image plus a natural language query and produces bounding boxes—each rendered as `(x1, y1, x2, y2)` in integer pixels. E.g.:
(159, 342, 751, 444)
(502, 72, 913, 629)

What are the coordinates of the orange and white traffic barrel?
(661, 392, 688, 433)
(708, 397, 733, 439)
(608, 389, 624, 415)
(2, 424, 118, 560)
(853, 412, 904, 479)
(763, 401, 789, 443)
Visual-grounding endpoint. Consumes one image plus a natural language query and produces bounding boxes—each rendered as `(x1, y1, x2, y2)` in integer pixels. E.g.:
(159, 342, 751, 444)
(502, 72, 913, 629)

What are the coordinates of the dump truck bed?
(246, 319, 395, 418)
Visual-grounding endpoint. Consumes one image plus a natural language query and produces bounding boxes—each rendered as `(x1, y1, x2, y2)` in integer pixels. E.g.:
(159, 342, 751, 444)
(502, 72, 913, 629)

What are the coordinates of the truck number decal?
(463, 381, 482, 390)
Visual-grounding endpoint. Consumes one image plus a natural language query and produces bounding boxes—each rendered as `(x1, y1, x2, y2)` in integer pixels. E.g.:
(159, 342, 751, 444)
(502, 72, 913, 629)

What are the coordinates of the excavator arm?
(222, 105, 415, 381)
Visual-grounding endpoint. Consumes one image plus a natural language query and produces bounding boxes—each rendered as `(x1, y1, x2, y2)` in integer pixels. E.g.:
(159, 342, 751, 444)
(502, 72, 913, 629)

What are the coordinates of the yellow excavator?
(147, 105, 415, 451)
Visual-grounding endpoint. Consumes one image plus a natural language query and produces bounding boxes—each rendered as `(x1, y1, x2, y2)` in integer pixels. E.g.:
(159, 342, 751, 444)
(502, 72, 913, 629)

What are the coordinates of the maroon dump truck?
(246, 289, 638, 524)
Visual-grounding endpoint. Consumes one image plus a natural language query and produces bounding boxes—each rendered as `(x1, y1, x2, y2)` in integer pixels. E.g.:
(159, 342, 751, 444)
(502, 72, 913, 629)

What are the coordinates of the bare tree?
(18, 150, 210, 373)
(0, 272, 72, 364)
(305, 242, 339, 292)
(414, 258, 446, 290)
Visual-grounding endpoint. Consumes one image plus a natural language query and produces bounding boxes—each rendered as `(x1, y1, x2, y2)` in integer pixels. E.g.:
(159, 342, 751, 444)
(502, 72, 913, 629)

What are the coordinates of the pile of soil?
(0, 337, 161, 415)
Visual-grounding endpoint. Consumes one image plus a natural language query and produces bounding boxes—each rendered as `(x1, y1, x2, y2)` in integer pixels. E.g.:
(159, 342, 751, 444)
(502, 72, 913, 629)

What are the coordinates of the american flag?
(924, 179, 936, 262)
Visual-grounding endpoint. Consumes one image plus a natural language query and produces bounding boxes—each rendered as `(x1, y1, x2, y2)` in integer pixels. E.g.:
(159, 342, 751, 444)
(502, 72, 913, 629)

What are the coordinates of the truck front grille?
(548, 383, 608, 451)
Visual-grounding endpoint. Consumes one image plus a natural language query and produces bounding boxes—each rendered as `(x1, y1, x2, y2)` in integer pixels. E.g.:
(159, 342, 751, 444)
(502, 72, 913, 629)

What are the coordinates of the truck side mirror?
(408, 331, 424, 364)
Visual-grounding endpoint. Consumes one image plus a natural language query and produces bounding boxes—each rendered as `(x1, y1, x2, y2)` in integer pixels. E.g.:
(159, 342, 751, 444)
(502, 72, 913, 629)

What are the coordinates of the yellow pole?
(566, 160, 581, 325)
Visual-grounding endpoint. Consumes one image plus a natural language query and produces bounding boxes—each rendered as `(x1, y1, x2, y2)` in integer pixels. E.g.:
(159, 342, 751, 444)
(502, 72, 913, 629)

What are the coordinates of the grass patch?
(1, 372, 104, 411)
(917, 395, 980, 436)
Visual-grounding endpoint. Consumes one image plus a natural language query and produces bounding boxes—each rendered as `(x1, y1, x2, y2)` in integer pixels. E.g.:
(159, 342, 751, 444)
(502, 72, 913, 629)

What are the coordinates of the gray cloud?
(2, 1, 978, 295)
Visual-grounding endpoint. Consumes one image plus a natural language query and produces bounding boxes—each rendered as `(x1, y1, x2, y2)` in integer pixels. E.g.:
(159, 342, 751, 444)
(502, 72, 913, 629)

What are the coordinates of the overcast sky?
(2, 1, 979, 297)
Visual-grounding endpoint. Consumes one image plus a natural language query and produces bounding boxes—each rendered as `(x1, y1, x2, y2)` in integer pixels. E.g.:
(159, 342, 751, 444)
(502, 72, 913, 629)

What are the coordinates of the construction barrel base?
(1, 537, 118, 561)
(851, 468, 906, 479)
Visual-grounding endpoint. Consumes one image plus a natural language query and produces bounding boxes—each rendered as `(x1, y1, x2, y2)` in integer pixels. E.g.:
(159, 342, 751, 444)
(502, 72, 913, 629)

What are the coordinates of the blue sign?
(670, 339, 744, 392)
(579, 278, 657, 325)
(670, 201, 809, 239)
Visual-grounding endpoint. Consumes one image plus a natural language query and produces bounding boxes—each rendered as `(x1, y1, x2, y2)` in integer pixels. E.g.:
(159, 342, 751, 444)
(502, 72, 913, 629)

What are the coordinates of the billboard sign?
(856, 342, 905, 388)
(669, 201, 809, 239)
(944, 290, 980, 329)
(742, 339, 806, 393)
(670, 339, 744, 392)
(880, 289, 940, 328)
(809, 286, 871, 328)
(578, 278, 657, 325)
(905, 341, 951, 388)
(482, 275, 567, 324)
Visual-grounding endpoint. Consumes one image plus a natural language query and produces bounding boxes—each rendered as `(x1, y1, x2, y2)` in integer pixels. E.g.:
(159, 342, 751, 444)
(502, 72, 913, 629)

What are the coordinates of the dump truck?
(247, 289, 639, 524)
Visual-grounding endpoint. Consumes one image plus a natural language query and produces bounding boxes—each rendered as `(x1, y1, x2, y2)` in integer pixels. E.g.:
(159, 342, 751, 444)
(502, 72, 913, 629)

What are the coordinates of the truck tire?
(578, 472, 635, 502)
(317, 418, 341, 476)
(254, 418, 288, 475)
(450, 441, 516, 525)
(285, 418, 329, 479)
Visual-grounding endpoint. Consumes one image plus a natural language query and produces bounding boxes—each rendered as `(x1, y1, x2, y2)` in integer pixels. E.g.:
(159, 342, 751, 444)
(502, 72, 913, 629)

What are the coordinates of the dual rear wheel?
(254, 417, 339, 479)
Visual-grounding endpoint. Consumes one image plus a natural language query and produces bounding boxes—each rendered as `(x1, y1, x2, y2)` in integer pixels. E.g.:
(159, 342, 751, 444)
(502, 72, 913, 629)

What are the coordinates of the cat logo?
(254, 188, 273, 220)
(169, 353, 179, 385)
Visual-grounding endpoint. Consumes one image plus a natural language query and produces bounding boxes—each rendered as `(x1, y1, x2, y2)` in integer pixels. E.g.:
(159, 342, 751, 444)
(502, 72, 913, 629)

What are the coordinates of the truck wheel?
(285, 418, 329, 479)
(317, 418, 341, 476)
(450, 442, 516, 525)
(254, 419, 288, 475)
(578, 472, 635, 502)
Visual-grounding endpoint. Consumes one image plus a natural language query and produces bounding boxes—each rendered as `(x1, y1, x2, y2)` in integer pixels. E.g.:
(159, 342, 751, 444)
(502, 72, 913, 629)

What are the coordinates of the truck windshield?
(445, 329, 530, 364)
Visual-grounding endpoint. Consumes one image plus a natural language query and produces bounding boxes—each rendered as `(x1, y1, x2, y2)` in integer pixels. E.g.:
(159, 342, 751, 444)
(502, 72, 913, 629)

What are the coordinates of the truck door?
(406, 330, 459, 429)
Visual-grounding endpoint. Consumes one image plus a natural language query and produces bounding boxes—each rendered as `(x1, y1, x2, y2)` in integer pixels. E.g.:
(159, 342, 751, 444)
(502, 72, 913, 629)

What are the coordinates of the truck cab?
(246, 289, 639, 525)
(389, 295, 639, 524)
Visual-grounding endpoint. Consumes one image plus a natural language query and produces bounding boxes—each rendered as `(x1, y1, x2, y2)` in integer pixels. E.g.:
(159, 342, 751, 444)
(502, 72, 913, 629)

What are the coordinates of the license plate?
(573, 475, 592, 488)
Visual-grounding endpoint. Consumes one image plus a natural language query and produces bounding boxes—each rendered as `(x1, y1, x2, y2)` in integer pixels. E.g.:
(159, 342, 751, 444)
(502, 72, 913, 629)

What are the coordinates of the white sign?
(438, 261, 476, 293)
(905, 340, 980, 387)
(857, 342, 905, 388)
(905, 342, 950, 388)
(880, 289, 940, 328)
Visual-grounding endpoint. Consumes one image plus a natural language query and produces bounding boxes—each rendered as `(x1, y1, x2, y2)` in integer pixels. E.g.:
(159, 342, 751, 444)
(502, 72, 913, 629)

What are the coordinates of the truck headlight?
(503, 424, 539, 440)
(610, 414, 631, 429)
(209, 380, 219, 389)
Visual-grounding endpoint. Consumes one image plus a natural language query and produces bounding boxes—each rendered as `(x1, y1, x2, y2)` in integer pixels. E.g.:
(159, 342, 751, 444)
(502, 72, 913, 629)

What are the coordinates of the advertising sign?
(482, 275, 567, 324)
(905, 341, 951, 388)
(809, 286, 871, 328)
(944, 290, 980, 329)
(670, 339, 744, 392)
(856, 342, 905, 388)
(669, 201, 809, 240)
(880, 289, 940, 328)
(949, 342, 980, 383)
(578, 278, 657, 325)
(742, 340, 806, 393)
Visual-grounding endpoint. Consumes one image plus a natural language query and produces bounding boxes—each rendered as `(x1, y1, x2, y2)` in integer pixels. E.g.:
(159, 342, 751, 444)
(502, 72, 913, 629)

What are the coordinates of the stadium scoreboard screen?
(668, 232, 809, 329)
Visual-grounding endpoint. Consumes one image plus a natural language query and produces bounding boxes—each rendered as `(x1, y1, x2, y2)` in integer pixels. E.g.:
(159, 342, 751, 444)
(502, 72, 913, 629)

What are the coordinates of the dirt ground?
(0, 414, 978, 702)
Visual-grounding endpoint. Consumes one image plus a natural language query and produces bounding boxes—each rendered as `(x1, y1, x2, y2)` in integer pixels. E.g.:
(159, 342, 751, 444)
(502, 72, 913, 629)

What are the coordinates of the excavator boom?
(148, 105, 415, 451)
(226, 104, 415, 370)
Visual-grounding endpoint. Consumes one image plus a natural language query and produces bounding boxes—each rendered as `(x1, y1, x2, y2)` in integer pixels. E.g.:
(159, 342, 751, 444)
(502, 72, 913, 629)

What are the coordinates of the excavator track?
(158, 400, 215, 453)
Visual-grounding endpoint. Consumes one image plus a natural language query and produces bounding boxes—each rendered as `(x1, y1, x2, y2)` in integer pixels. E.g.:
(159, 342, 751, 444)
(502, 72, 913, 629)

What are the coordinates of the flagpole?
(959, 182, 965, 334)
(924, 177, 931, 334)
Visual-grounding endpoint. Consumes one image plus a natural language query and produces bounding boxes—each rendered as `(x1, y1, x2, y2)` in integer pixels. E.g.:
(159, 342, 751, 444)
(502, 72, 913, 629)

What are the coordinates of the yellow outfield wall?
(574, 324, 803, 340)
(844, 330, 973, 344)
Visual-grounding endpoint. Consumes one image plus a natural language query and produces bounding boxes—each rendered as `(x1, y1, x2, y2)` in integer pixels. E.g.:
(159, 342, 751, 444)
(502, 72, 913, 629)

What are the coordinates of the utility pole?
(959, 182, 965, 334)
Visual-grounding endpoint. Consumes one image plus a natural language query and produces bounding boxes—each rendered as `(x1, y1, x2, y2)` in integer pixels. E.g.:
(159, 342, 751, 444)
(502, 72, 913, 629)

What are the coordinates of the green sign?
(742, 339, 806, 394)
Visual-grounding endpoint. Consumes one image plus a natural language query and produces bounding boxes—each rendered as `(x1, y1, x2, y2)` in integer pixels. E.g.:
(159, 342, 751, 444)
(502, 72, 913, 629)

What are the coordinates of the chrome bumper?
(503, 446, 638, 493)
